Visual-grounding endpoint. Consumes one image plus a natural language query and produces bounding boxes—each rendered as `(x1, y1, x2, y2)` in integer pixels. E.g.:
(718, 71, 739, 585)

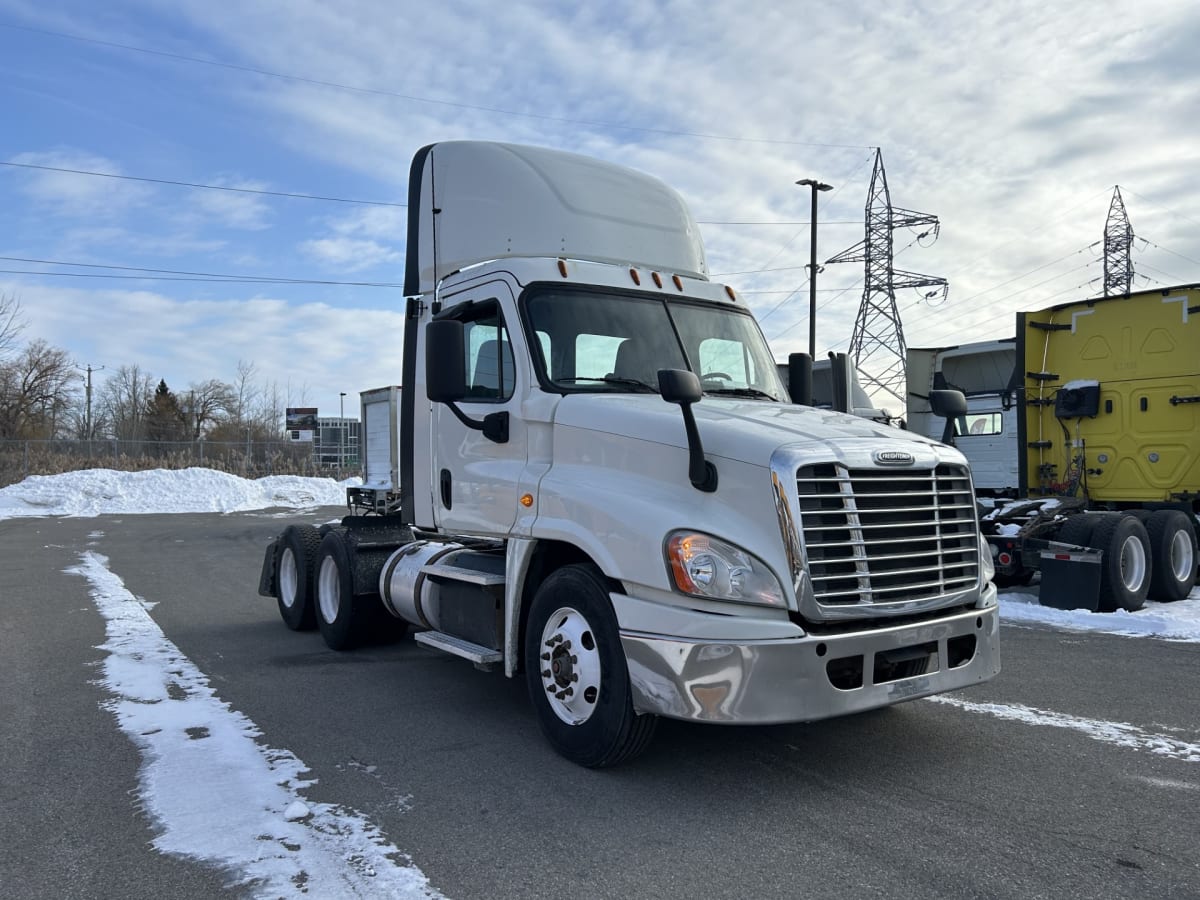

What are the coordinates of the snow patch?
(1000, 589, 1200, 642)
(928, 695, 1200, 762)
(69, 551, 437, 899)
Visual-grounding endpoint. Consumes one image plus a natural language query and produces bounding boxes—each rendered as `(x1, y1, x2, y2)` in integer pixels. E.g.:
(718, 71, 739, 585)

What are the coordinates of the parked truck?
(259, 141, 1000, 767)
(907, 285, 1199, 612)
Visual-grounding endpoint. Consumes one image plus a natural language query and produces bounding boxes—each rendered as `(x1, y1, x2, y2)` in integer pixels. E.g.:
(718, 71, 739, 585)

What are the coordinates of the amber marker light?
(666, 533, 711, 594)
(520, 493, 534, 508)
(629, 268, 641, 285)
(672, 274, 683, 291)
(652, 272, 663, 288)
(725, 285, 737, 301)
(557, 259, 568, 277)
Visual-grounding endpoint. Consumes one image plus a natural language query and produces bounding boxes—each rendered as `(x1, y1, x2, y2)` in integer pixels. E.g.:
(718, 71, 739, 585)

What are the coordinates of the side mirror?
(787, 352, 813, 406)
(657, 369, 717, 492)
(929, 389, 968, 446)
(426, 319, 467, 403)
(929, 389, 968, 419)
(658, 368, 702, 405)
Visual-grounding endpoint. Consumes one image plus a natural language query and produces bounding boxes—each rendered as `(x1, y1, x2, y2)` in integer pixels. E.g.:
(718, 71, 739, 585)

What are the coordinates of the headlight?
(979, 533, 995, 583)
(665, 531, 786, 607)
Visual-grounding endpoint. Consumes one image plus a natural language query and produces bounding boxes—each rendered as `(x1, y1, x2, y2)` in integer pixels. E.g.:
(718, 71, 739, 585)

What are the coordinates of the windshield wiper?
(704, 387, 778, 400)
(557, 376, 658, 393)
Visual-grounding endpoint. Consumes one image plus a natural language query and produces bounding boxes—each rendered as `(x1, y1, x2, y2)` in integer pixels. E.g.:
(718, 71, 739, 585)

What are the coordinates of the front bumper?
(619, 601, 1000, 724)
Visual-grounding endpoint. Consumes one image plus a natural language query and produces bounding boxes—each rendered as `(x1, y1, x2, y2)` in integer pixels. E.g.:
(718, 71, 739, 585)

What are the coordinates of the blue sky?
(2, 0, 1199, 417)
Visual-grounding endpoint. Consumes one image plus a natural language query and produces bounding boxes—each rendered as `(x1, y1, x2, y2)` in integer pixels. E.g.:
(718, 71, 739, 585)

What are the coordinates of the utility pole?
(77, 363, 105, 440)
(796, 178, 834, 359)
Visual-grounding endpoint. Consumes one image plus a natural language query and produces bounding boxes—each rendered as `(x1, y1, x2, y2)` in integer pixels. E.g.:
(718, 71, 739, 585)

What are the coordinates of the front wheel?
(524, 565, 657, 768)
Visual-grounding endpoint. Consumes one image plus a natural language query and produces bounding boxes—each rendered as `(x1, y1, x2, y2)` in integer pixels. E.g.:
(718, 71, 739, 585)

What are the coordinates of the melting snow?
(70, 551, 437, 899)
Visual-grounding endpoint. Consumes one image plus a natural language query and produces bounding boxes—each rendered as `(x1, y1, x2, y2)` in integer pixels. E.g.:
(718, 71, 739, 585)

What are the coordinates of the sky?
(2, 0, 1199, 418)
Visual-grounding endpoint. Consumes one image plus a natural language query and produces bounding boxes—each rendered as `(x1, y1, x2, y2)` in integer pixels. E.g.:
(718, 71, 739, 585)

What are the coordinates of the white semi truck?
(259, 141, 1000, 767)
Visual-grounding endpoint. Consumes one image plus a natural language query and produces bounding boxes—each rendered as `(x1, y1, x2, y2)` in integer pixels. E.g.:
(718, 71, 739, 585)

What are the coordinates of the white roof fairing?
(404, 142, 708, 295)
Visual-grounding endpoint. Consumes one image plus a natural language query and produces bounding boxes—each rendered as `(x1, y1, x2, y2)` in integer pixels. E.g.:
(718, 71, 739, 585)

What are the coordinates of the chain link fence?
(0, 438, 361, 489)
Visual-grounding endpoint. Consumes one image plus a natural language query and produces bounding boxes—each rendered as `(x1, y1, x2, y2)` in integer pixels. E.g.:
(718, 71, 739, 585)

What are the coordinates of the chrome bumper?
(620, 603, 1000, 724)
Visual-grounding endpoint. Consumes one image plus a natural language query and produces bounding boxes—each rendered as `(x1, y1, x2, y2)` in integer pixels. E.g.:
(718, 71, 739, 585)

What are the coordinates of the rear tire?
(276, 525, 321, 631)
(315, 530, 391, 650)
(1145, 510, 1198, 603)
(1055, 514, 1097, 548)
(524, 565, 657, 768)
(1090, 514, 1151, 613)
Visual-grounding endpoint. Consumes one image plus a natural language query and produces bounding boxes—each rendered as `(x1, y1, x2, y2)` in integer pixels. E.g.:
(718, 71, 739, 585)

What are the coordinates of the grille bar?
(797, 462, 979, 607)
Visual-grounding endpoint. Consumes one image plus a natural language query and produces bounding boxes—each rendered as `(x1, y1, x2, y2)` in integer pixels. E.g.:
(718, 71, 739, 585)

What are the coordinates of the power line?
(1, 161, 865, 228)
(0, 255, 403, 287)
(2, 21, 872, 150)
(0, 160, 405, 207)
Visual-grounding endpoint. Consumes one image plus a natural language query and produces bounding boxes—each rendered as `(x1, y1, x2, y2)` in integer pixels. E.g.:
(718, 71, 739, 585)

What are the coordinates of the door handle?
(440, 468, 452, 509)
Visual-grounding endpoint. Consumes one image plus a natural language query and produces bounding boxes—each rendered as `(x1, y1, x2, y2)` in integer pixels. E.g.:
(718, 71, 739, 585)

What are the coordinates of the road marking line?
(927, 695, 1200, 762)
(69, 551, 439, 899)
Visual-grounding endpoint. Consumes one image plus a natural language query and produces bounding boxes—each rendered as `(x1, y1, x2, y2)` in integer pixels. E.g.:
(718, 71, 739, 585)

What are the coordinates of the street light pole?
(796, 178, 833, 360)
(339, 392, 347, 470)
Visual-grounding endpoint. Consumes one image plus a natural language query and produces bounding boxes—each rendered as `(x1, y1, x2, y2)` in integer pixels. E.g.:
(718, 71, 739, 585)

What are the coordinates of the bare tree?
(0, 339, 77, 438)
(98, 364, 156, 441)
(183, 378, 235, 440)
(229, 359, 261, 427)
(0, 293, 28, 360)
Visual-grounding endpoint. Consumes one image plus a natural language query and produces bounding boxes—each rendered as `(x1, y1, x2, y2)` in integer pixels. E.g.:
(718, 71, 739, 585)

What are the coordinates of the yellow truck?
(909, 284, 1199, 612)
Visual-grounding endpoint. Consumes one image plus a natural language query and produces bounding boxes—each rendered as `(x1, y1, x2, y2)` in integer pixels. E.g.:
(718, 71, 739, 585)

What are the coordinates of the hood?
(554, 394, 948, 467)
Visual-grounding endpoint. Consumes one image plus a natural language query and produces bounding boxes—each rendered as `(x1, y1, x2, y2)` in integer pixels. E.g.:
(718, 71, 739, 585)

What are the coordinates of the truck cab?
(262, 141, 1000, 766)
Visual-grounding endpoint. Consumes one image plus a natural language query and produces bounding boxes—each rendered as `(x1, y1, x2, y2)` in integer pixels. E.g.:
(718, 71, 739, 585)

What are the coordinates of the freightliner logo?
(873, 449, 915, 466)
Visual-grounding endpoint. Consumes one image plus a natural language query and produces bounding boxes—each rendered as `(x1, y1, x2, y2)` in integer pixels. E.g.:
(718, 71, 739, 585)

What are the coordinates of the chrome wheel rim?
(538, 606, 601, 725)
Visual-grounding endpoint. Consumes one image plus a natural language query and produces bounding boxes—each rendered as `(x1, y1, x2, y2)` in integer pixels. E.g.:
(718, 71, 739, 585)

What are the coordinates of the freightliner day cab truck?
(259, 141, 1000, 767)
(908, 286, 1199, 613)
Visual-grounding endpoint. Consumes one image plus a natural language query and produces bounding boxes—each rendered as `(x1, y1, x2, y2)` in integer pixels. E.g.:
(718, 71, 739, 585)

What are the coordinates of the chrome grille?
(796, 463, 979, 606)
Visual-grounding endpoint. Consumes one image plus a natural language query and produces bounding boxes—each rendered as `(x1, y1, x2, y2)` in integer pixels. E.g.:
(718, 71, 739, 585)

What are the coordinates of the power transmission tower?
(1103, 186, 1134, 296)
(827, 148, 947, 408)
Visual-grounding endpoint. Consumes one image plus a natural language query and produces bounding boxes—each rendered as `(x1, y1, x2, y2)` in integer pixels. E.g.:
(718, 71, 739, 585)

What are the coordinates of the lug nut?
(541, 653, 550, 661)
(542, 669, 551, 678)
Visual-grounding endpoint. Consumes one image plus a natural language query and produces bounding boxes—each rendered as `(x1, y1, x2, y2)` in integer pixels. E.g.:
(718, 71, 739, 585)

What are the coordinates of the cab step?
(414, 630, 503, 667)
(419, 563, 506, 587)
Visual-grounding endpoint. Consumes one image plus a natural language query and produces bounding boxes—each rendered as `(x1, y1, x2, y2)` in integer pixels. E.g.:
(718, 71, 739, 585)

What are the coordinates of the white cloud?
(3, 0, 1199, 409)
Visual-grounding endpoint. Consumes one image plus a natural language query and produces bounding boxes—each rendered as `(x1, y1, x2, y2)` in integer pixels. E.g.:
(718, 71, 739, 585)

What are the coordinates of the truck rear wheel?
(315, 530, 379, 651)
(1145, 510, 1197, 603)
(276, 525, 321, 631)
(1091, 514, 1151, 613)
(524, 565, 657, 768)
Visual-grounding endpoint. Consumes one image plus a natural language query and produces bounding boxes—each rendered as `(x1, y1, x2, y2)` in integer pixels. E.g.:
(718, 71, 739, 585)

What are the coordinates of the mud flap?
(257, 539, 279, 598)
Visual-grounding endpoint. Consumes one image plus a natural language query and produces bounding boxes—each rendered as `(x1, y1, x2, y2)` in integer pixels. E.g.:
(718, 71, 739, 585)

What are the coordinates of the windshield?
(524, 288, 786, 400)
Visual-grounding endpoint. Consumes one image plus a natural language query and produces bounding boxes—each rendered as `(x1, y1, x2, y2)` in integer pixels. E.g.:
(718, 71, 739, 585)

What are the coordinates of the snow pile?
(999, 588, 1200, 642)
(0, 468, 358, 520)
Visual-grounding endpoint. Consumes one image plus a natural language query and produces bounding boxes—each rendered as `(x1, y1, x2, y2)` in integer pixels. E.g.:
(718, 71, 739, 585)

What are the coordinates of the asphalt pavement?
(2, 509, 1198, 899)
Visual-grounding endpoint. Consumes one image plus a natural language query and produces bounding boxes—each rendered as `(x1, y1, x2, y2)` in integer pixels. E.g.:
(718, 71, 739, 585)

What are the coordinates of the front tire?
(524, 565, 657, 768)
(276, 525, 321, 631)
